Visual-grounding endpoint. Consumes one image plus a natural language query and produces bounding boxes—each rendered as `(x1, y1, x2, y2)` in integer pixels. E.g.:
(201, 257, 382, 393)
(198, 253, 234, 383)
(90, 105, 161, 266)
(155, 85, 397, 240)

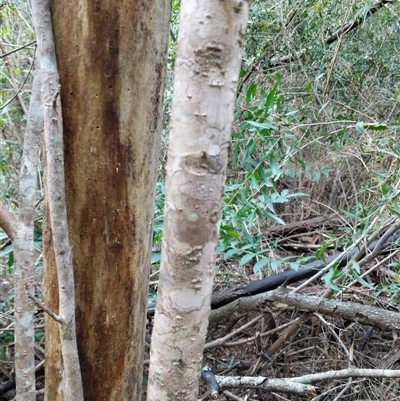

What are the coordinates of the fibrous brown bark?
(147, 1, 249, 400)
(45, 1, 171, 400)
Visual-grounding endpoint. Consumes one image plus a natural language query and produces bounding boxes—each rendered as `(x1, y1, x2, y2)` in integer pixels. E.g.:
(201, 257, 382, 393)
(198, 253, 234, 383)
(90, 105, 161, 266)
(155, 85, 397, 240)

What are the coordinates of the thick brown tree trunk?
(43, 1, 170, 400)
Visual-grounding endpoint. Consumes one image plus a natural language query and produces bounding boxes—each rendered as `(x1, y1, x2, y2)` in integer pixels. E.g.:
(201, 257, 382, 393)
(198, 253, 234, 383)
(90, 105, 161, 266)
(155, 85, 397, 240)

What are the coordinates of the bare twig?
(0, 41, 29, 114)
(0, 56, 34, 111)
(223, 319, 299, 348)
(337, 248, 400, 298)
(0, 40, 36, 58)
(204, 313, 264, 350)
(323, 8, 349, 100)
(26, 293, 63, 324)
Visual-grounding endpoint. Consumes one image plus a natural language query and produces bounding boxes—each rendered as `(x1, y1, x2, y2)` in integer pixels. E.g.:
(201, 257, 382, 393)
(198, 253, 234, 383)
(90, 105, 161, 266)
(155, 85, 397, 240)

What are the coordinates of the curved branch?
(0, 201, 16, 240)
(324, 0, 393, 45)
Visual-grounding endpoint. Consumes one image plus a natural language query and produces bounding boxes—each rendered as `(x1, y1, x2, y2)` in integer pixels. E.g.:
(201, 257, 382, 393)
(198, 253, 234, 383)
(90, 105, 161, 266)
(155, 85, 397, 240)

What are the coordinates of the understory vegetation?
(2, 0, 400, 400)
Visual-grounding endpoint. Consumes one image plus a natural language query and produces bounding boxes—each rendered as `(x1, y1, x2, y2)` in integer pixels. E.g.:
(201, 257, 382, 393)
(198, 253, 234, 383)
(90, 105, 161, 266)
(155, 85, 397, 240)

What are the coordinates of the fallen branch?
(234, 287, 400, 331)
(291, 367, 400, 384)
(324, 0, 393, 45)
(262, 214, 340, 237)
(214, 367, 400, 395)
(216, 375, 316, 395)
(210, 233, 400, 309)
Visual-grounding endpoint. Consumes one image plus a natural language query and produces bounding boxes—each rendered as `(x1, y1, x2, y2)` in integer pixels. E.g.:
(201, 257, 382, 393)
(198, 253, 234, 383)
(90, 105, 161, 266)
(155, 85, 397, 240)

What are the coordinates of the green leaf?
(245, 120, 278, 131)
(322, 270, 341, 292)
(253, 258, 270, 273)
(245, 82, 257, 106)
(270, 259, 282, 270)
(341, 209, 362, 220)
(364, 124, 387, 131)
(262, 210, 285, 225)
(240, 253, 256, 265)
(351, 269, 374, 289)
(355, 121, 364, 134)
(269, 155, 280, 176)
(289, 262, 301, 271)
(225, 248, 241, 259)
(350, 258, 360, 274)
(151, 253, 161, 264)
(316, 242, 331, 259)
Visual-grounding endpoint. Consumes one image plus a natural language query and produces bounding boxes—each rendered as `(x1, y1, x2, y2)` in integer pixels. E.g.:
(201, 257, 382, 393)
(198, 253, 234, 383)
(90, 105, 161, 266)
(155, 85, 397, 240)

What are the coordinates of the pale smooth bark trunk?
(0, 69, 43, 401)
(13, 73, 42, 401)
(44, 1, 171, 400)
(147, 1, 249, 400)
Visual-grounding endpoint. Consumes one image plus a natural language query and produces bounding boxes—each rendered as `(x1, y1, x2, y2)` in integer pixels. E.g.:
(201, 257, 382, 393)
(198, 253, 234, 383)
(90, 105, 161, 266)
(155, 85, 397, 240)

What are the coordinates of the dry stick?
(0, 41, 29, 115)
(313, 313, 349, 358)
(291, 367, 400, 384)
(204, 313, 264, 350)
(322, 14, 347, 101)
(0, 40, 36, 58)
(223, 319, 299, 347)
(216, 367, 400, 394)
(216, 375, 316, 395)
(311, 380, 364, 401)
(223, 391, 245, 401)
(27, 293, 63, 323)
(336, 248, 400, 298)
(323, 218, 400, 299)
(0, 58, 34, 112)
(266, 313, 307, 357)
(331, 378, 353, 401)
(30, 0, 83, 399)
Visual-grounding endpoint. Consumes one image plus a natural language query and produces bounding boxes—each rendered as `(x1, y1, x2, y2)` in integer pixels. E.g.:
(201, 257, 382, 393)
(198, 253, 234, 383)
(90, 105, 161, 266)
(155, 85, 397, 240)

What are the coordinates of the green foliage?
(218, 78, 307, 270)
(375, 261, 400, 305)
(151, 181, 165, 266)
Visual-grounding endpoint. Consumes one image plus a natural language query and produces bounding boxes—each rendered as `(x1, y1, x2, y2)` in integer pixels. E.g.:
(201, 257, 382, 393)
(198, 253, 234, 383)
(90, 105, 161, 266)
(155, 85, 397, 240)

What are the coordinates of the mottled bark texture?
(13, 72, 42, 401)
(45, 0, 171, 400)
(147, 1, 249, 400)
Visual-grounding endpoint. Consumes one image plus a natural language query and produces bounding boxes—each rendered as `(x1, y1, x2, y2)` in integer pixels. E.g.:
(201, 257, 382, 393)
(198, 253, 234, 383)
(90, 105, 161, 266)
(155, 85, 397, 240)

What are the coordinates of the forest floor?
(189, 230, 400, 401)
(1, 222, 400, 400)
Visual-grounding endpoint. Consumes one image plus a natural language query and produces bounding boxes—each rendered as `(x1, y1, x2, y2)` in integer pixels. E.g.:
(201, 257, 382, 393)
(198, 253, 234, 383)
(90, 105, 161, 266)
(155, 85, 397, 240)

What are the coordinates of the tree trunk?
(44, 1, 171, 400)
(147, 1, 249, 400)
(32, 0, 85, 398)
(13, 72, 42, 401)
